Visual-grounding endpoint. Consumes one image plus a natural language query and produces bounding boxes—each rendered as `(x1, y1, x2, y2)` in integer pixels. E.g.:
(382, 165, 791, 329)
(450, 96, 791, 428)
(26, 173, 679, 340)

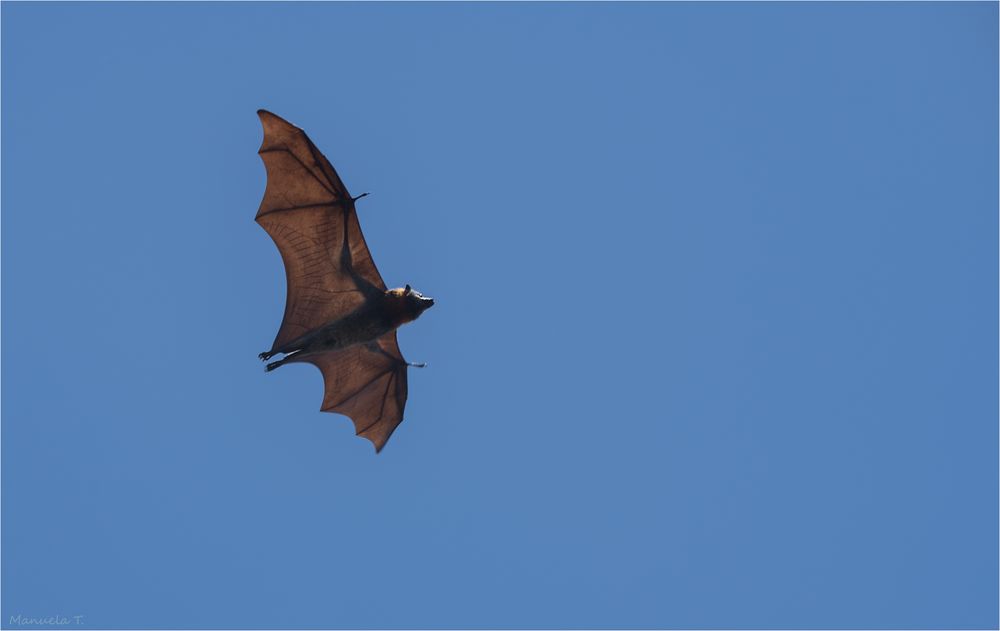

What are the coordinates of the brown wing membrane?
(255, 109, 386, 351)
(290, 333, 410, 453)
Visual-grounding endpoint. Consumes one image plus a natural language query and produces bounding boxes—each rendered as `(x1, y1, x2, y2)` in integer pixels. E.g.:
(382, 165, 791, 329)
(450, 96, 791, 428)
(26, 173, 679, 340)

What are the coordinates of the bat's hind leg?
(259, 342, 301, 362)
(264, 350, 308, 372)
(260, 330, 321, 363)
(265, 355, 290, 372)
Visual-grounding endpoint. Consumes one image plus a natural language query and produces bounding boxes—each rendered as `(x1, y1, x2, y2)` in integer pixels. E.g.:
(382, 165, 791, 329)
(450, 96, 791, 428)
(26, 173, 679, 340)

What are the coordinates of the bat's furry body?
(262, 287, 433, 370)
(254, 110, 433, 452)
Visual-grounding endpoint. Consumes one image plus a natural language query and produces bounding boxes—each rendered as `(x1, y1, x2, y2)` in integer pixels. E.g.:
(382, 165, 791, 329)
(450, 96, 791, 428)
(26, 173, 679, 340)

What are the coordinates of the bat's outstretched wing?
(255, 109, 386, 352)
(289, 332, 410, 453)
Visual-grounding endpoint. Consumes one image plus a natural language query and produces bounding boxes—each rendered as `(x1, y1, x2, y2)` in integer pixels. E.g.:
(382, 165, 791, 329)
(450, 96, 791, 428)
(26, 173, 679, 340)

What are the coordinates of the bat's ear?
(404, 284, 412, 295)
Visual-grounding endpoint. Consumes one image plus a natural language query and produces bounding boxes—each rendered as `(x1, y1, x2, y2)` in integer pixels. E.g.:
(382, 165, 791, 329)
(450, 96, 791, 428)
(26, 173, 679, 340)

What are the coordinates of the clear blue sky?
(2, 2, 996, 629)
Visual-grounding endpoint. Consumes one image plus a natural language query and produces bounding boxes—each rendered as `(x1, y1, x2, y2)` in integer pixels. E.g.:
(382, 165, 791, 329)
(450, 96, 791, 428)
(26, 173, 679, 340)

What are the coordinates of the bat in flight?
(254, 110, 434, 453)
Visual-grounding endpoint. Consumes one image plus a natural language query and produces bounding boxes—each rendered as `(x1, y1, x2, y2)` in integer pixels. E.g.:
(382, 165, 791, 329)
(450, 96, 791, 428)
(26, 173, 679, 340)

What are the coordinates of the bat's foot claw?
(407, 362, 427, 369)
(259, 351, 274, 361)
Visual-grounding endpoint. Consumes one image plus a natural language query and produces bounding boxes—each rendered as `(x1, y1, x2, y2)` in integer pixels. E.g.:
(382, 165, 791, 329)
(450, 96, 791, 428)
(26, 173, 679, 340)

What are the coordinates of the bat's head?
(402, 284, 434, 319)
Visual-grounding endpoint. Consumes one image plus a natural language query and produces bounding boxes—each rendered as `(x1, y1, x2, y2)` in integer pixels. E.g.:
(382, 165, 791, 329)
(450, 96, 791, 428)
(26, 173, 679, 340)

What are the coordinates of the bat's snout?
(403, 286, 434, 317)
(416, 296, 434, 315)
